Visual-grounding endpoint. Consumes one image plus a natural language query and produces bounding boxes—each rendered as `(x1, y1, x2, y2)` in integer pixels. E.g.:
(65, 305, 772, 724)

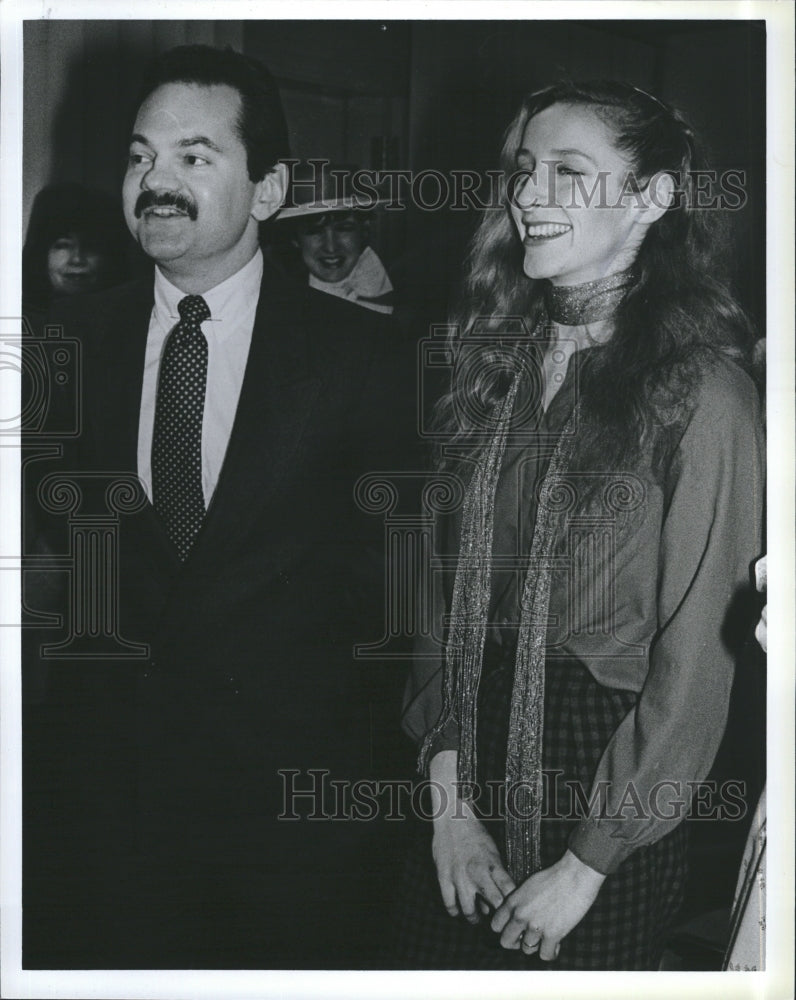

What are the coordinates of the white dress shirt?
(137, 249, 263, 506)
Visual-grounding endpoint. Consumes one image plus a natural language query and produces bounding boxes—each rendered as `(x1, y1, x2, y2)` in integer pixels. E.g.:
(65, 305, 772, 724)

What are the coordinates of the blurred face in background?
(295, 211, 367, 284)
(47, 234, 103, 295)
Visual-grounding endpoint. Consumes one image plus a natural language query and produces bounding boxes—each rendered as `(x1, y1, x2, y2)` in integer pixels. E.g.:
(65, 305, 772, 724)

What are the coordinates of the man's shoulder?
(260, 265, 400, 363)
(303, 285, 395, 335)
(276, 276, 397, 348)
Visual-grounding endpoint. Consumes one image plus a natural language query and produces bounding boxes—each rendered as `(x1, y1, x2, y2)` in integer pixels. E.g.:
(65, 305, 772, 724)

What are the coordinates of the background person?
(22, 182, 130, 328)
(273, 160, 395, 314)
(396, 80, 764, 971)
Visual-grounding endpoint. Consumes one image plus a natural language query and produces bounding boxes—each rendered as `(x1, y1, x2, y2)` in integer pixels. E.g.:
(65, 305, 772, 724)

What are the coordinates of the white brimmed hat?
(277, 161, 391, 219)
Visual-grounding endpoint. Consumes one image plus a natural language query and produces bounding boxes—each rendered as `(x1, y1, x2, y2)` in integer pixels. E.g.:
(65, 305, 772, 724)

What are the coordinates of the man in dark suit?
(23, 45, 413, 970)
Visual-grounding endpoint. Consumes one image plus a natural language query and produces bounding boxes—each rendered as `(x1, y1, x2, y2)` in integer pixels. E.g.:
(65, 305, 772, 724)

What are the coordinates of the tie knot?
(177, 294, 211, 325)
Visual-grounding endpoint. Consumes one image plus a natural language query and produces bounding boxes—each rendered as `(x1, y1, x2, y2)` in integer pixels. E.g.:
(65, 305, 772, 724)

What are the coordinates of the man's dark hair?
(136, 45, 290, 181)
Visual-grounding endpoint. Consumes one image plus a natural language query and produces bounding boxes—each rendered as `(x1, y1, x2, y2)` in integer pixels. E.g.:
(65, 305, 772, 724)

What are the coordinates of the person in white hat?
(277, 161, 395, 314)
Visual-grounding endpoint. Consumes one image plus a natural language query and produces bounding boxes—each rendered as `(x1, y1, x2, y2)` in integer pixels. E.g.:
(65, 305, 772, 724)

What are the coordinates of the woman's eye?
(556, 164, 582, 177)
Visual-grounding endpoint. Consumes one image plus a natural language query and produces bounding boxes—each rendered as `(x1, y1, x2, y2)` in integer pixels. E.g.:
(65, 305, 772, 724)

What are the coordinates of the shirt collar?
(308, 246, 393, 300)
(153, 249, 264, 340)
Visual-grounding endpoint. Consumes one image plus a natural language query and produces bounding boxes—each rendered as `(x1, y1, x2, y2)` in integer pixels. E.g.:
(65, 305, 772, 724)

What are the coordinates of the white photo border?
(1, 2, 792, 998)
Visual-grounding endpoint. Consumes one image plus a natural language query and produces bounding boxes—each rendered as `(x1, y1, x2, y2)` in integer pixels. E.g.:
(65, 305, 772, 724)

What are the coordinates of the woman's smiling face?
(508, 102, 647, 287)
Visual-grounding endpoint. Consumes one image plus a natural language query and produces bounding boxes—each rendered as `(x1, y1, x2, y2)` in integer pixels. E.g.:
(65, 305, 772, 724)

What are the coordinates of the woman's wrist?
(557, 848, 607, 889)
(429, 749, 460, 823)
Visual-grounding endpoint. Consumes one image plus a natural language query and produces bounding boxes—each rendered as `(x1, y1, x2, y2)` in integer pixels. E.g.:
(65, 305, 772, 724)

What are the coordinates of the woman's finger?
(454, 877, 480, 923)
(476, 879, 505, 911)
(499, 916, 528, 949)
(539, 936, 560, 962)
(437, 875, 459, 916)
(490, 899, 510, 933)
(489, 864, 517, 899)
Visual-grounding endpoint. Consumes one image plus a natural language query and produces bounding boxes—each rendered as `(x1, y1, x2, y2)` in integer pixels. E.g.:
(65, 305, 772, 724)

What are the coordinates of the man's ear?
(251, 162, 289, 222)
(634, 171, 676, 227)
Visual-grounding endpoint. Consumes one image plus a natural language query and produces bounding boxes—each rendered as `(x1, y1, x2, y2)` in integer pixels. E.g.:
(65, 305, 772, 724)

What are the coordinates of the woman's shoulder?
(674, 352, 763, 460)
(689, 351, 761, 422)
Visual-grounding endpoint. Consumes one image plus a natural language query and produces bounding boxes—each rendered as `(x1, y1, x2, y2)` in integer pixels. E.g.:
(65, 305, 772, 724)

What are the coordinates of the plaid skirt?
(389, 650, 688, 970)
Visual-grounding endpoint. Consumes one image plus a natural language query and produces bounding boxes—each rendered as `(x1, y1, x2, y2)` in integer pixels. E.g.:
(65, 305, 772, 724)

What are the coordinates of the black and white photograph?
(1, 3, 792, 998)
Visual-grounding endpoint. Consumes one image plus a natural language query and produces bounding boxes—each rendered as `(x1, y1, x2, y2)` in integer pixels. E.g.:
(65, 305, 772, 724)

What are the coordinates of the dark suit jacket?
(23, 263, 417, 967)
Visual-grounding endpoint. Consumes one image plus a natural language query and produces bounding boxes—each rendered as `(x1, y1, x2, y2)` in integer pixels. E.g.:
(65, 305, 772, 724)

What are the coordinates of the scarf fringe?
(418, 378, 581, 883)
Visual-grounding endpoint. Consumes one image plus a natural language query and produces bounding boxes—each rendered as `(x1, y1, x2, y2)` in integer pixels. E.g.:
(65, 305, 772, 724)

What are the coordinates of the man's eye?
(128, 151, 151, 166)
(51, 238, 73, 250)
(184, 154, 209, 166)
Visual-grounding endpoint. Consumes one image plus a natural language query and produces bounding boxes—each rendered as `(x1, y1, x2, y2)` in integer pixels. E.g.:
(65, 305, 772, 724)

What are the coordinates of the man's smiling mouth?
(145, 206, 188, 218)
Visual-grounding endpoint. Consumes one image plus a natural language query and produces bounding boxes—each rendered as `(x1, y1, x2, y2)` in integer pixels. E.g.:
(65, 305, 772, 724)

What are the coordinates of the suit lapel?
(94, 278, 180, 563)
(95, 278, 154, 471)
(185, 270, 321, 569)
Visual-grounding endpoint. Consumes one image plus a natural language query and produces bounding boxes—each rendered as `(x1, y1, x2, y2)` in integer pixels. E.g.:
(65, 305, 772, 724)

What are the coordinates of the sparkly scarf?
(545, 266, 636, 325)
(419, 267, 635, 883)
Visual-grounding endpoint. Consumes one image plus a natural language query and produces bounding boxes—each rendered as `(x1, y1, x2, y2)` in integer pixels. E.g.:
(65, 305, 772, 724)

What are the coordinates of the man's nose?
(141, 157, 178, 191)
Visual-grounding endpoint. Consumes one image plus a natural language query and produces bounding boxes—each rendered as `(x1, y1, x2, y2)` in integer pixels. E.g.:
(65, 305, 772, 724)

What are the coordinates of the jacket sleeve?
(568, 361, 765, 874)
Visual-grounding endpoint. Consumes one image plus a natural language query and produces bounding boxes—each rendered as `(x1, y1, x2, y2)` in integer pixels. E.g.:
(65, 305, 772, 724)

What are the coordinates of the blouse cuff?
(420, 718, 461, 773)
(568, 818, 632, 876)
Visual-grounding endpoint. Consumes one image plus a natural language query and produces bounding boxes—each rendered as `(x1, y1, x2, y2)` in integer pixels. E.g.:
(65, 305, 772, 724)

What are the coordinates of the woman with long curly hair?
(396, 80, 764, 971)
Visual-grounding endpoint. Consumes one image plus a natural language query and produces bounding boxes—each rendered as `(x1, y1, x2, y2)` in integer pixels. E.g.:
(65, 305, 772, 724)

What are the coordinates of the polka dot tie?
(151, 294, 211, 560)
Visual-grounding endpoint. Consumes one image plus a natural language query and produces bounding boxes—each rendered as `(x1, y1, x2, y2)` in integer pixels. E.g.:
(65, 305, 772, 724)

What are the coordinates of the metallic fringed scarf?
(417, 388, 578, 883)
(504, 412, 578, 879)
(419, 268, 635, 884)
(545, 266, 636, 325)
(418, 373, 522, 792)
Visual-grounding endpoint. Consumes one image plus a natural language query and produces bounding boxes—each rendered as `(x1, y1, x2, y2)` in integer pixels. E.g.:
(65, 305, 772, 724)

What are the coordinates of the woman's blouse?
(402, 350, 765, 875)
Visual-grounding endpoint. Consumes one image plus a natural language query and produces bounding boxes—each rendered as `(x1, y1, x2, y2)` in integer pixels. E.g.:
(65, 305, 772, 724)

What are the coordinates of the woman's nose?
(512, 163, 554, 209)
(512, 171, 541, 210)
(321, 227, 337, 253)
(69, 241, 88, 265)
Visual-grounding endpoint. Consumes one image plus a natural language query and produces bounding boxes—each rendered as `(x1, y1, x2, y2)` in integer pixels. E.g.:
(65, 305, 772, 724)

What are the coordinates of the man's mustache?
(134, 191, 198, 220)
